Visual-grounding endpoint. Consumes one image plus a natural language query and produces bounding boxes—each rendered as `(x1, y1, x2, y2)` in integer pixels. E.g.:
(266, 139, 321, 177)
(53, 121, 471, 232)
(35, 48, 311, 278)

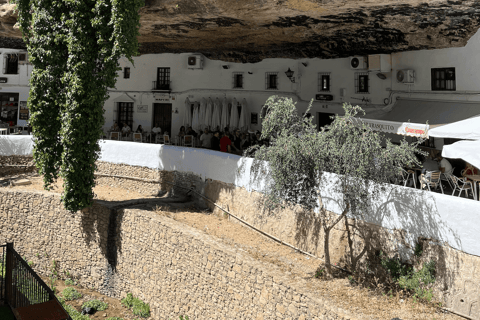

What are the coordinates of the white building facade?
(3, 29, 480, 148)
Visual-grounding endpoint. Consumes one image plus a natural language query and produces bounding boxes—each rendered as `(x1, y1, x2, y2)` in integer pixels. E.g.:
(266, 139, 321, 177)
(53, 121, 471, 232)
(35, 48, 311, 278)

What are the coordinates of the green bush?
(81, 299, 109, 311)
(62, 287, 82, 301)
(65, 278, 76, 286)
(121, 293, 150, 318)
(397, 260, 436, 301)
(56, 294, 90, 320)
(379, 251, 412, 281)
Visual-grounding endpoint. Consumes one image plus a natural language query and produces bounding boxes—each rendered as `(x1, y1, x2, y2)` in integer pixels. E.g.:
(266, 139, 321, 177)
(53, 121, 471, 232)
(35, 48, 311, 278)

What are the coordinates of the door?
(153, 103, 172, 135)
(317, 112, 335, 131)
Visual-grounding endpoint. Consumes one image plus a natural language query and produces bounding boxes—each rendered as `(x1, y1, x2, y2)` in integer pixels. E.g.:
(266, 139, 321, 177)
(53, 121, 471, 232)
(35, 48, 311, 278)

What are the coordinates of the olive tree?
(249, 96, 426, 276)
(15, 0, 143, 211)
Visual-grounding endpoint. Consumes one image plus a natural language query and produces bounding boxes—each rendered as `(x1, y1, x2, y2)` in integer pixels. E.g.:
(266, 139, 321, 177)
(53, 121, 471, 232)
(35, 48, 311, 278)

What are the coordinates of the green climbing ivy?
(14, 0, 144, 211)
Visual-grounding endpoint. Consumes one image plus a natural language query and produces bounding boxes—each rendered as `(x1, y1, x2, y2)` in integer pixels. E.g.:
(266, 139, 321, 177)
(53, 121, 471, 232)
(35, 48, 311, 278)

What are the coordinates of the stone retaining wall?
(0, 189, 360, 320)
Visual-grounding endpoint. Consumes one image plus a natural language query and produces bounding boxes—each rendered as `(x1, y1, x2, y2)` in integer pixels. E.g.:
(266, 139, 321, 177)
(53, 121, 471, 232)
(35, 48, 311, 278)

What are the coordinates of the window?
(117, 102, 133, 129)
(265, 72, 278, 90)
(124, 67, 130, 79)
(318, 73, 331, 92)
(355, 72, 369, 93)
(431, 67, 455, 91)
(3, 54, 18, 75)
(233, 72, 243, 89)
(156, 67, 170, 90)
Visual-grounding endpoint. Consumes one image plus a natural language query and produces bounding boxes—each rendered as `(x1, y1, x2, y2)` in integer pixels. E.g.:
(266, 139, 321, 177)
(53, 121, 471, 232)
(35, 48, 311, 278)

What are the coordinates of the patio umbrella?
(211, 97, 221, 132)
(429, 115, 480, 140)
(205, 97, 213, 130)
(220, 97, 229, 131)
(192, 102, 200, 132)
(198, 97, 207, 131)
(183, 97, 192, 128)
(442, 139, 480, 170)
(238, 98, 249, 131)
(229, 97, 239, 130)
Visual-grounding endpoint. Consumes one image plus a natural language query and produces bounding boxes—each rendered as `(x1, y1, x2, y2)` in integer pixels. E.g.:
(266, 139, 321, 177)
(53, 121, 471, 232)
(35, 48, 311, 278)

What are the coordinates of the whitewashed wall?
(2, 136, 479, 259)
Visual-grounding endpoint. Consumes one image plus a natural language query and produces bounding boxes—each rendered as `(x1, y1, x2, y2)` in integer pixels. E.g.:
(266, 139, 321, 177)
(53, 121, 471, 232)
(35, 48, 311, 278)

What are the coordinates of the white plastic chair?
(440, 167, 455, 189)
(420, 171, 444, 194)
(163, 135, 172, 145)
(184, 135, 194, 147)
(133, 133, 142, 142)
(448, 173, 476, 200)
(110, 132, 120, 140)
(399, 168, 416, 188)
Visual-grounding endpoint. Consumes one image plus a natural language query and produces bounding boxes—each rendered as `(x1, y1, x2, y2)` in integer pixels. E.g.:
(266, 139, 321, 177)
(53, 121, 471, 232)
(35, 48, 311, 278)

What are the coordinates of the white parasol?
(192, 102, 200, 132)
(220, 97, 229, 132)
(238, 98, 249, 131)
(229, 97, 239, 130)
(211, 97, 222, 132)
(183, 97, 192, 128)
(198, 97, 207, 132)
(205, 97, 213, 130)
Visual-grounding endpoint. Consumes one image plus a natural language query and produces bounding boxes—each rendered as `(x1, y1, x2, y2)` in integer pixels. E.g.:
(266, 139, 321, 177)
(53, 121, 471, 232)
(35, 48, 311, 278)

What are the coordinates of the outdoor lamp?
(285, 68, 295, 83)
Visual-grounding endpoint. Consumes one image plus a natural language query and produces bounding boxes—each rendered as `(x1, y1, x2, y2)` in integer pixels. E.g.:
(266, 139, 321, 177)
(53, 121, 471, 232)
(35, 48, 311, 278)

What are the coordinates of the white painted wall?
(2, 136, 479, 259)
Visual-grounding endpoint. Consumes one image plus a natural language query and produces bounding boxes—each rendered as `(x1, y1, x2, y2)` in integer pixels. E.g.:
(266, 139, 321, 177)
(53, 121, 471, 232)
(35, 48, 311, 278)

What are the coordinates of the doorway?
(317, 112, 335, 131)
(153, 103, 172, 135)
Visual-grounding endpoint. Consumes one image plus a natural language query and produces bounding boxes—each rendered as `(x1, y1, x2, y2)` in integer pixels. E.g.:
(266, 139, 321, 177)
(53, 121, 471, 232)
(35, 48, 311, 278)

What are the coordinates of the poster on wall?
(137, 105, 148, 113)
(19, 101, 29, 120)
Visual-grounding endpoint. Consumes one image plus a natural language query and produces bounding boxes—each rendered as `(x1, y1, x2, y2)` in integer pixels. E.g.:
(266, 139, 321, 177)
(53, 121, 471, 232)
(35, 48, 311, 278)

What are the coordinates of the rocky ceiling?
(0, 0, 480, 63)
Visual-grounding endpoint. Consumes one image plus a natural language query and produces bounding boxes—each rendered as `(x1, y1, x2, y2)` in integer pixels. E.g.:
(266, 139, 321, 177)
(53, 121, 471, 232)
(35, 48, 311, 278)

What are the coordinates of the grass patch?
(62, 287, 82, 301)
(81, 299, 109, 311)
(121, 293, 150, 318)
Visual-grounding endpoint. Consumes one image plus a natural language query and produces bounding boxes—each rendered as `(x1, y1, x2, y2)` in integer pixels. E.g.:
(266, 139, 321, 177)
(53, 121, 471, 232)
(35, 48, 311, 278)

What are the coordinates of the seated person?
(462, 162, 479, 178)
(152, 123, 162, 134)
(135, 125, 143, 133)
(232, 130, 242, 154)
(200, 128, 212, 148)
(211, 131, 221, 151)
(121, 123, 131, 137)
(438, 155, 453, 174)
(178, 126, 186, 138)
(418, 156, 440, 188)
(110, 122, 120, 132)
(186, 126, 197, 138)
(220, 131, 232, 153)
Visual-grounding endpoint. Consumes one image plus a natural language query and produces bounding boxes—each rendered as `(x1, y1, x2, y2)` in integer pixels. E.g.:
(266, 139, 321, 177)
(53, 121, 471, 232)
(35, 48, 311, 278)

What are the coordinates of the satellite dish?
(376, 73, 387, 80)
(351, 57, 359, 68)
(396, 70, 405, 82)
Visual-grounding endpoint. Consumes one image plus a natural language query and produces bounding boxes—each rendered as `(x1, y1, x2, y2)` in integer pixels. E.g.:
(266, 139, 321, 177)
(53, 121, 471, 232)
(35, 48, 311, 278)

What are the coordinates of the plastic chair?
(420, 171, 444, 194)
(184, 135, 194, 147)
(110, 132, 120, 140)
(440, 167, 454, 189)
(448, 173, 477, 200)
(133, 133, 142, 142)
(400, 168, 416, 188)
(163, 135, 171, 145)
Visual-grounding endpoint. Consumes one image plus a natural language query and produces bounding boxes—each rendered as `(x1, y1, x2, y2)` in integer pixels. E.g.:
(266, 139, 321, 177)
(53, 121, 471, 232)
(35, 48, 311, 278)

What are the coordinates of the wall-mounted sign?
(19, 101, 29, 120)
(137, 105, 148, 113)
(315, 94, 333, 101)
(251, 112, 258, 125)
(0, 78, 7, 83)
(154, 93, 170, 102)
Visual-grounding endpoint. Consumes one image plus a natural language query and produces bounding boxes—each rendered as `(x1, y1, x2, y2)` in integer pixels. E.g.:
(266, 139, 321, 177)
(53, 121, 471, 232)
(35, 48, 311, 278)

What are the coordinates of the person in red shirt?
(220, 131, 232, 153)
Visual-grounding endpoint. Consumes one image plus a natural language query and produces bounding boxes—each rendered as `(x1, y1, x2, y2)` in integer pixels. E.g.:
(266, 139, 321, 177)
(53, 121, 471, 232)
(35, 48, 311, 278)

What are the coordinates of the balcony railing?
(152, 81, 171, 92)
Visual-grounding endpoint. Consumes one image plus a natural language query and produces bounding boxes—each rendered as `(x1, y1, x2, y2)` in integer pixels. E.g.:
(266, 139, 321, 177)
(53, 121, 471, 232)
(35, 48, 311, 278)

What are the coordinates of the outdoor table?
(0, 128, 7, 135)
(406, 167, 423, 188)
(465, 175, 480, 201)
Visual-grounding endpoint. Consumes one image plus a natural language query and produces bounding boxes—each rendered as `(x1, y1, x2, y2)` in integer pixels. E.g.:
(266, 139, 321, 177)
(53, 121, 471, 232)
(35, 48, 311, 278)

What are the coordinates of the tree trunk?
(324, 227, 332, 277)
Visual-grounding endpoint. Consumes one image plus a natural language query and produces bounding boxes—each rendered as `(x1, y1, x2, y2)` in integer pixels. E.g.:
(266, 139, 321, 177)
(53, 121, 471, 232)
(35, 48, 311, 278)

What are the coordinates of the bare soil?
(3, 173, 464, 320)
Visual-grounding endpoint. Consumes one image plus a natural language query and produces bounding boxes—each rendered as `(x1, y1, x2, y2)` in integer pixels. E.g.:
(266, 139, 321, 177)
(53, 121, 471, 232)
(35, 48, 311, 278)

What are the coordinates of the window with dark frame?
(355, 72, 369, 93)
(124, 67, 130, 79)
(233, 72, 243, 89)
(318, 73, 331, 92)
(265, 72, 278, 90)
(156, 67, 171, 90)
(117, 102, 133, 129)
(4, 54, 18, 75)
(431, 67, 456, 91)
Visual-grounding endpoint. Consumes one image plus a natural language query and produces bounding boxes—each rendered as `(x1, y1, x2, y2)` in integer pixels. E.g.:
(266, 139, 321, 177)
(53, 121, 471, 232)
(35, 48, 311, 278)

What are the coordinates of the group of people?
(178, 126, 268, 155)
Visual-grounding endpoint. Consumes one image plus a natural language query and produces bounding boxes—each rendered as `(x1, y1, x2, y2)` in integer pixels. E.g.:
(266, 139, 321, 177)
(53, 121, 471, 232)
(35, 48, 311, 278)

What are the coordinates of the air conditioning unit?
(368, 54, 391, 72)
(350, 56, 368, 70)
(396, 69, 415, 84)
(18, 52, 28, 64)
(187, 54, 203, 69)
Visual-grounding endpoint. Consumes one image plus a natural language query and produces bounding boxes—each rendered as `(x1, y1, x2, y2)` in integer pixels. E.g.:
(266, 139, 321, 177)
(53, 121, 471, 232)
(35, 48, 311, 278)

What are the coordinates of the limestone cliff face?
(0, 0, 480, 62)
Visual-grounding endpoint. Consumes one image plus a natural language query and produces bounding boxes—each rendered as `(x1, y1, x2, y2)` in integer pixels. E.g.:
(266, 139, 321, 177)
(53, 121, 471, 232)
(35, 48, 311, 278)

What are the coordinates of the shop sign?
(154, 93, 170, 102)
(137, 105, 148, 113)
(0, 78, 7, 83)
(359, 118, 429, 138)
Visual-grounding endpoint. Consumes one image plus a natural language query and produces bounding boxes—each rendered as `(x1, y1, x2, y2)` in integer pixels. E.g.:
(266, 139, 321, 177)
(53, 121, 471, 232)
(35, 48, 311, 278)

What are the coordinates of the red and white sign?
(359, 118, 429, 138)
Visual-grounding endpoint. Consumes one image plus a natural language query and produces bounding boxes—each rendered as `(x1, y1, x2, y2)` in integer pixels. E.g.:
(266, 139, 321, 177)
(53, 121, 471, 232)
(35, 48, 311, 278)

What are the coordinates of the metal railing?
(152, 80, 171, 91)
(1, 242, 72, 320)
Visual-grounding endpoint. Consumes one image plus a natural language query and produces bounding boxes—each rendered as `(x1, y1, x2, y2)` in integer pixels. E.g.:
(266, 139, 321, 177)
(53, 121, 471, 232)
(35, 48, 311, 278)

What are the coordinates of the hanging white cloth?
(183, 97, 192, 128)
(198, 97, 207, 132)
(211, 98, 222, 132)
(229, 97, 239, 130)
(238, 98, 249, 131)
(205, 97, 213, 130)
(192, 102, 200, 132)
(220, 97, 229, 131)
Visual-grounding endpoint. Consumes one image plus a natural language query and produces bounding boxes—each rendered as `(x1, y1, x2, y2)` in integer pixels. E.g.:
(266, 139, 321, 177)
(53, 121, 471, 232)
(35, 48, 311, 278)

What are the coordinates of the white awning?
(359, 118, 429, 138)
(442, 140, 480, 169)
(428, 115, 480, 140)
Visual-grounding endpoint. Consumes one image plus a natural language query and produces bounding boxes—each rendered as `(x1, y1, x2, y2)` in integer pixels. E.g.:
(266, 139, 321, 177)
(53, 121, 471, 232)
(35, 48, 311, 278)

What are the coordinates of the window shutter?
(2, 55, 6, 74)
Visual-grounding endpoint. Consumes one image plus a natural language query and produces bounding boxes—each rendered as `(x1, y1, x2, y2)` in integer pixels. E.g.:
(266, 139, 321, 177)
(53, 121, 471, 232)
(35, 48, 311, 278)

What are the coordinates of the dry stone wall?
(0, 188, 360, 320)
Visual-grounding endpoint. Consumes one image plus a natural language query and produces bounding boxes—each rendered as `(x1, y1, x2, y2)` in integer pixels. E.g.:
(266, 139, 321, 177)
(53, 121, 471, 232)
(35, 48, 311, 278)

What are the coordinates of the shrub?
(379, 251, 412, 281)
(397, 260, 436, 301)
(121, 293, 150, 318)
(81, 299, 109, 311)
(65, 278, 75, 286)
(62, 287, 82, 301)
(56, 295, 90, 320)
